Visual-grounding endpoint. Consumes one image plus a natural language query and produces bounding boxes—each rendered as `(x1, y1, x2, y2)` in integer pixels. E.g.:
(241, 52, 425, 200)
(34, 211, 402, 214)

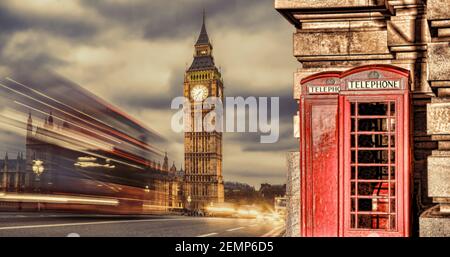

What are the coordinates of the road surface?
(0, 212, 284, 237)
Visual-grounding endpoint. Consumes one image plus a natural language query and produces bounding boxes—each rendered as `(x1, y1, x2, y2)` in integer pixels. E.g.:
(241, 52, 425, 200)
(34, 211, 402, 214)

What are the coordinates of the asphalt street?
(0, 212, 284, 237)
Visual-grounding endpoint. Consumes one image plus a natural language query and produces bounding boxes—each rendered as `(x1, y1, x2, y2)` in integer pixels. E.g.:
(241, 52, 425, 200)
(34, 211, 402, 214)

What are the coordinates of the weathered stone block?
(286, 151, 300, 237)
(428, 43, 450, 82)
(293, 114, 299, 139)
(427, 0, 450, 20)
(302, 20, 385, 30)
(420, 205, 450, 237)
(427, 102, 450, 135)
(441, 204, 450, 213)
(438, 88, 450, 97)
(438, 28, 450, 38)
(439, 141, 450, 150)
(428, 155, 450, 198)
(431, 20, 450, 28)
(294, 30, 389, 56)
(412, 62, 432, 93)
(387, 18, 429, 46)
(293, 72, 302, 99)
(275, 0, 384, 9)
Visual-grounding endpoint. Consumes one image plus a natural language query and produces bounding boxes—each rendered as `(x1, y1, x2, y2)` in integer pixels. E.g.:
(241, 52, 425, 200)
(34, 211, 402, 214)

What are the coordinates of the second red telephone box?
(299, 65, 411, 237)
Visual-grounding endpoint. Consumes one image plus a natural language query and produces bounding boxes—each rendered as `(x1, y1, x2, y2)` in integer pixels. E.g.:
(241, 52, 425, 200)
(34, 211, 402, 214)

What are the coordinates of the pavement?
(0, 212, 285, 237)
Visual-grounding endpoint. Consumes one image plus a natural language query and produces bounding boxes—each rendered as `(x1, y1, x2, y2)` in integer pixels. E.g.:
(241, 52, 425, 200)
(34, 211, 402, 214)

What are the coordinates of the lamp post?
(187, 195, 192, 214)
(32, 160, 44, 177)
(32, 160, 44, 211)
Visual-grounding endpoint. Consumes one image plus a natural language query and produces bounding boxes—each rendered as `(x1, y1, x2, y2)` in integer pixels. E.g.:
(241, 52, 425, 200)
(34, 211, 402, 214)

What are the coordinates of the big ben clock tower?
(184, 12, 224, 210)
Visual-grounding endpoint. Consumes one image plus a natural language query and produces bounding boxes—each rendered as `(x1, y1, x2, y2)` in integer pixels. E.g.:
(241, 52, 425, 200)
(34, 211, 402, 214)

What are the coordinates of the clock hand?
(195, 91, 202, 100)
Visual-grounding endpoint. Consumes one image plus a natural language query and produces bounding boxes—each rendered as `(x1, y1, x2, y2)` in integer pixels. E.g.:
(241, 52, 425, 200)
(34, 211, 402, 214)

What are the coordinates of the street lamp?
(187, 195, 192, 211)
(32, 160, 45, 176)
(32, 159, 44, 212)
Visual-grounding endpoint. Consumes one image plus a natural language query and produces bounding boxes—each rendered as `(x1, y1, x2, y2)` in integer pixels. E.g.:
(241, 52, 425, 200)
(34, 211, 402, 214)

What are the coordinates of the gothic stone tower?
(184, 13, 224, 210)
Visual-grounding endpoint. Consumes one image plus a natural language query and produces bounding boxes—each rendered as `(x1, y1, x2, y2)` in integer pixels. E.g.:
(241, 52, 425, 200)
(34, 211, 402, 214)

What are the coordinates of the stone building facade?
(0, 152, 26, 192)
(276, 0, 450, 236)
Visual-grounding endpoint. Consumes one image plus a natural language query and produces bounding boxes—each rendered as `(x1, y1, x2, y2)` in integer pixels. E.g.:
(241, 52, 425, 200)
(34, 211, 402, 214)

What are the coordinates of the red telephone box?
(299, 65, 411, 237)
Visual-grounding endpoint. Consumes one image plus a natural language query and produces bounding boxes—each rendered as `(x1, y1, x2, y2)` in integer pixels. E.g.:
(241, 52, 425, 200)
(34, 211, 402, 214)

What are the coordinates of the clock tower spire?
(189, 10, 215, 72)
(195, 9, 210, 47)
(184, 11, 224, 210)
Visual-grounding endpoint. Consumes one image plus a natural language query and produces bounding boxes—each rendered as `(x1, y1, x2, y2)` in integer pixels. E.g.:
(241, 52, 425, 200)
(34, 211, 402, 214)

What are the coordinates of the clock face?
(191, 85, 208, 102)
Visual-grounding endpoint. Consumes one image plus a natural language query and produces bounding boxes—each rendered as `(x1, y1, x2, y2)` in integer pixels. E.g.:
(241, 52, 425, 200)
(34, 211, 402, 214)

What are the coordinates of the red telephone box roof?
(301, 65, 410, 85)
(340, 64, 410, 78)
(301, 71, 342, 84)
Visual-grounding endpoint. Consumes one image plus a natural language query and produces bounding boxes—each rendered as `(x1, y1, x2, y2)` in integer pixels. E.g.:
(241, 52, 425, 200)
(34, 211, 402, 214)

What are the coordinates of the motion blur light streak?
(9, 86, 165, 157)
(74, 161, 116, 169)
(14, 100, 123, 144)
(0, 110, 116, 152)
(2, 99, 159, 170)
(1, 75, 165, 158)
(6, 77, 122, 134)
(0, 193, 119, 206)
(0, 69, 182, 214)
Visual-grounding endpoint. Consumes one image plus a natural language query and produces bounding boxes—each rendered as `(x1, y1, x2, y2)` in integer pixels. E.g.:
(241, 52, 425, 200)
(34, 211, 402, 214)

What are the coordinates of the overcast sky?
(0, 0, 298, 188)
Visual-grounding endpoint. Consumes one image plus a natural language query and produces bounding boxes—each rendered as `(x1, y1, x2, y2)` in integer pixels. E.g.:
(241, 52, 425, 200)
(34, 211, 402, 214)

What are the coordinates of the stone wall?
(286, 151, 300, 237)
(419, 0, 450, 237)
(276, 0, 450, 236)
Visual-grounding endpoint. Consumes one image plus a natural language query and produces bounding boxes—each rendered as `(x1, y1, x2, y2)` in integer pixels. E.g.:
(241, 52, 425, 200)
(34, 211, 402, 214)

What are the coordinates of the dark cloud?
(1, 53, 67, 72)
(0, 7, 27, 33)
(0, 8, 26, 56)
(111, 66, 184, 110)
(222, 89, 297, 123)
(225, 120, 297, 153)
(81, 0, 279, 40)
(0, 3, 98, 40)
(0, 3, 99, 71)
(115, 93, 174, 111)
(238, 132, 297, 152)
(35, 17, 97, 40)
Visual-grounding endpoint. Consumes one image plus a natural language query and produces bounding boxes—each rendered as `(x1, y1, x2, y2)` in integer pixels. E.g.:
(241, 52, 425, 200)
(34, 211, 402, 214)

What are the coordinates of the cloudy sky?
(0, 0, 298, 188)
